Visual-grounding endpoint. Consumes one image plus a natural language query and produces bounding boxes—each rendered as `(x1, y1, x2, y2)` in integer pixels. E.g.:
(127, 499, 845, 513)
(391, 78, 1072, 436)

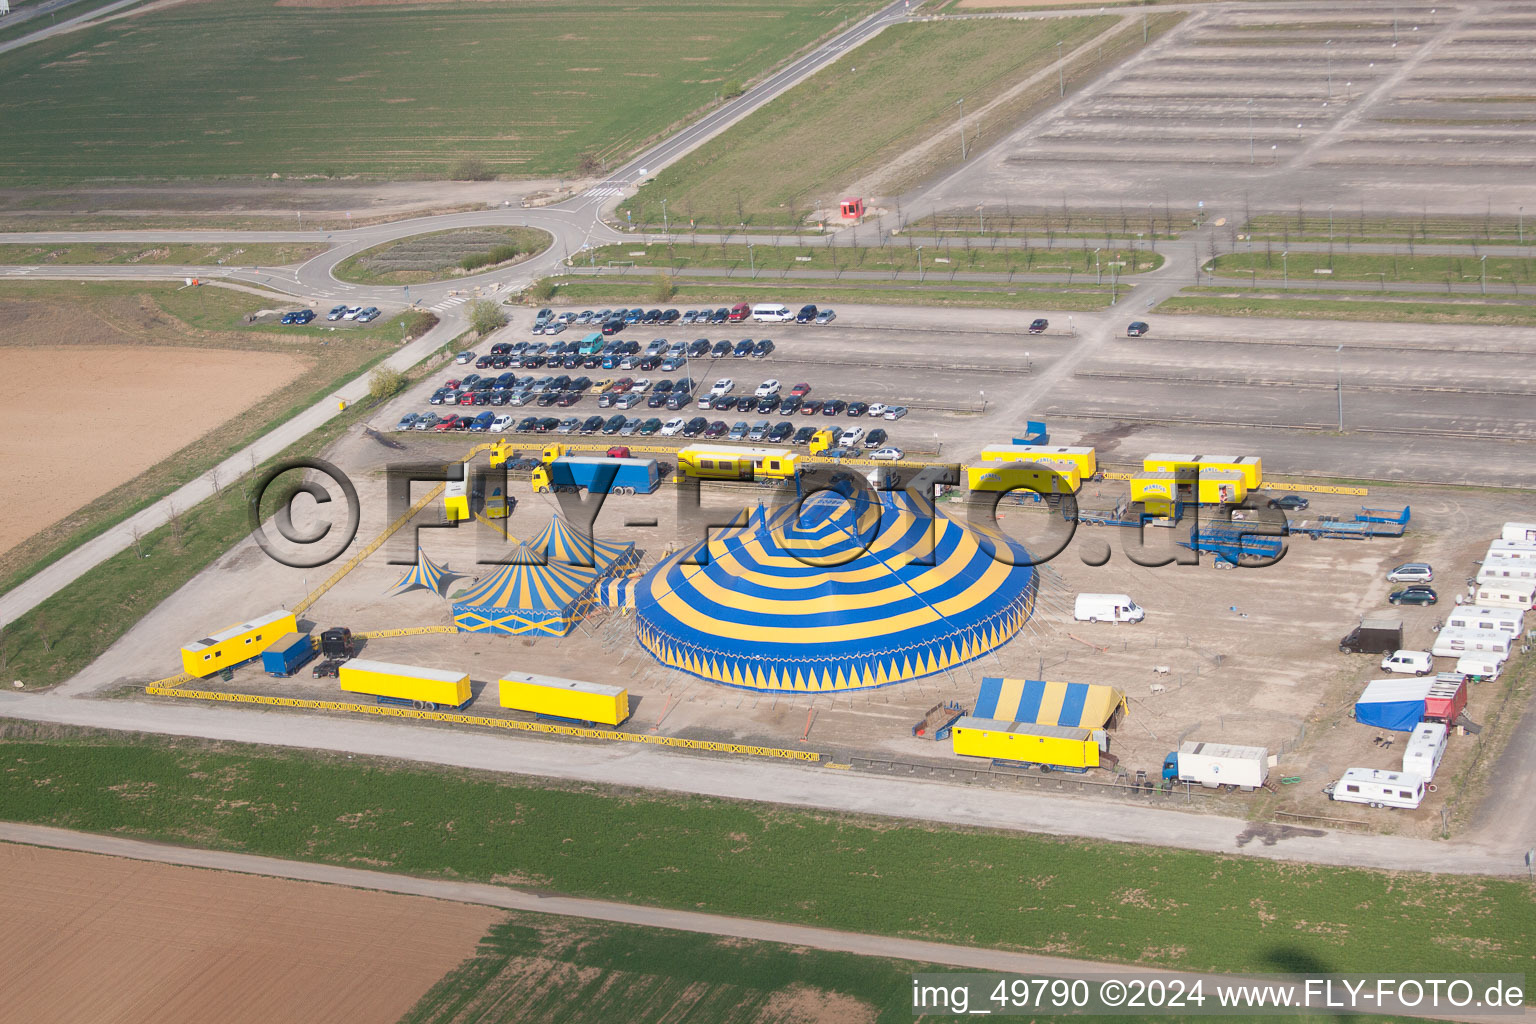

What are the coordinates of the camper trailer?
(1401, 722, 1448, 782)
(1325, 768, 1427, 810)
(1454, 656, 1503, 683)
(1487, 539, 1536, 560)
(1501, 521, 1536, 543)
(1444, 605, 1524, 637)
(1431, 628, 1513, 661)
(1475, 555, 1536, 586)
(1473, 580, 1536, 610)
(1073, 593, 1144, 623)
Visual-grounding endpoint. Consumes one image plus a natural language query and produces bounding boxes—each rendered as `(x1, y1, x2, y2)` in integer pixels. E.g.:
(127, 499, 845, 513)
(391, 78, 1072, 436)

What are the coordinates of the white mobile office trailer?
(1326, 768, 1427, 809)
(1401, 722, 1448, 782)
(1073, 593, 1145, 623)
(1501, 521, 1536, 543)
(1473, 580, 1535, 610)
(1431, 628, 1512, 660)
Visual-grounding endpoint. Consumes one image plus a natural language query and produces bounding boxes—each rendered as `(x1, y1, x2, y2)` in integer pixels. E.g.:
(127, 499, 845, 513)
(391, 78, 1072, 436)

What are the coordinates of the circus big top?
(630, 487, 1037, 691)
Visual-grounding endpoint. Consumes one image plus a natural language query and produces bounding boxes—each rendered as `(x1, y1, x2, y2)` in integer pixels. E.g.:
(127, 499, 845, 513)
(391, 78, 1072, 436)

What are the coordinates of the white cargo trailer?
(1160, 741, 1269, 790)
(1501, 521, 1536, 543)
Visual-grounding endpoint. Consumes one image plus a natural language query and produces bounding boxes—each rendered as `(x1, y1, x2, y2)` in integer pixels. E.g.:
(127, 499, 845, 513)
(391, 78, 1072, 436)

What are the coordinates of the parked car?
(659, 417, 687, 436)
(1127, 321, 1150, 337)
(779, 396, 802, 415)
(1387, 562, 1434, 583)
(1388, 586, 1438, 606)
(705, 420, 729, 438)
(870, 447, 904, 461)
(788, 382, 812, 398)
(822, 400, 847, 416)
(580, 415, 605, 434)
(795, 304, 818, 324)
(356, 306, 381, 323)
(755, 379, 781, 398)
(814, 308, 837, 325)
(327, 305, 349, 321)
(603, 414, 628, 434)
(396, 412, 420, 431)
(1028, 318, 1048, 334)
(867, 403, 889, 418)
(747, 419, 771, 441)
(434, 414, 461, 431)
(758, 395, 781, 414)
(618, 417, 643, 436)
(838, 426, 865, 447)
(455, 350, 476, 364)
(736, 396, 758, 414)
(792, 425, 817, 445)
(689, 338, 711, 357)
(846, 401, 869, 417)
(800, 399, 823, 415)
(1380, 650, 1434, 676)
(280, 310, 315, 325)
(341, 306, 364, 321)
(728, 421, 750, 440)
(682, 416, 709, 437)
(470, 411, 496, 431)
(638, 417, 663, 436)
(711, 339, 732, 358)
(733, 339, 754, 358)
(864, 428, 888, 448)
(713, 395, 738, 412)
(490, 414, 514, 432)
(708, 307, 731, 324)
(883, 405, 909, 421)
(711, 378, 735, 395)
(768, 421, 794, 442)
(752, 339, 775, 358)
(1267, 495, 1310, 511)
(415, 413, 441, 430)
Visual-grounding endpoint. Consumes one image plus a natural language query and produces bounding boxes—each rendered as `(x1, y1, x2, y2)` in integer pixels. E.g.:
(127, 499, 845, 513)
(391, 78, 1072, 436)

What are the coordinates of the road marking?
(583, 186, 625, 198)
(428, 295, 470, 312)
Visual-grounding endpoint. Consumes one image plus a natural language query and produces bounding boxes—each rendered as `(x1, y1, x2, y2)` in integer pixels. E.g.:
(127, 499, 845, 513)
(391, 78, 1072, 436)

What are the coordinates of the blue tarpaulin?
(1354, 678, 1432, 732)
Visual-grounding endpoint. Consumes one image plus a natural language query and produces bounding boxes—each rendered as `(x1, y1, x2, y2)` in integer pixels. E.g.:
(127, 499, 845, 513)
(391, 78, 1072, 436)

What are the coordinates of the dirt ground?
(0, 344, 307, 552)
(0, 842, 499, 1024)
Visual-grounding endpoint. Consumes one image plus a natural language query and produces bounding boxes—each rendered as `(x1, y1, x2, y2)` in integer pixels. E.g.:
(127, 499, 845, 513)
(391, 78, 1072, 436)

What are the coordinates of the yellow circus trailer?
(1142, 453, 1262, 491)
(677, 446, 799, 481)
(498, 671, 630, 726)
(965, 459, 1082, 495)
(442, 477, 470, 523)
(339, 659, 472, 709)
(1131, 470, 1246, 516)
(951, 716, 1109, 771)
(981, 444, 1097, 479)
(180, 609, 297, 677)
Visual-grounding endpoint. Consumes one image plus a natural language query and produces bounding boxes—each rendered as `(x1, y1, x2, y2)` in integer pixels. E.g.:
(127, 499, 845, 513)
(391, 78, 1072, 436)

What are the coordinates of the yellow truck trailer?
(498, 671, 630, 726)
(981, 444, 1098, 479)
(1131, 470, 1247, 516)
(1142, 453, 1262, 490)
(951, 716, 1109, 771)
(677, 446, 799, 481)
(965, 459, 1082, 495)
(339, 659, 472, 709)
(180, 609, 298, 678)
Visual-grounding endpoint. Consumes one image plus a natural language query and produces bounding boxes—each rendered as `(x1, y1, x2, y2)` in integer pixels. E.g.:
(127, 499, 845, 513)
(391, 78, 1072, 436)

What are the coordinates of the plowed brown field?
(0, 843, 500, 1024)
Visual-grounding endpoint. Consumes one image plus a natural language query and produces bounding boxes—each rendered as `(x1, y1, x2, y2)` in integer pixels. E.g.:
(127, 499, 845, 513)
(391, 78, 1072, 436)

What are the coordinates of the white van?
(1401, 722, 1447, 782)
(1476, 555, 1536, 586)
(1074, 593, 1145, 623)
(1454, 655, 1503, 682)
(1474, 580, 1536, 610)
(1444, 605, 1524, 637)
(1325, 767, 1426, 810)
(1501, 521, 1536, 543)
(750, 303, 795, 323)
(1431, 628, 1512, 660)
(1380, 650, 1433, 676)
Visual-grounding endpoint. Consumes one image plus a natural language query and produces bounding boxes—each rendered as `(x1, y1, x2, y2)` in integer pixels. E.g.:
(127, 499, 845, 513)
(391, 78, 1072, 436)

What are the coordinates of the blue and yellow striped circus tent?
(632, 488, 1038, 691)
(390, 548, 460, 598)
(974, 677, 1127, 729)
(451, 516, 636, 635)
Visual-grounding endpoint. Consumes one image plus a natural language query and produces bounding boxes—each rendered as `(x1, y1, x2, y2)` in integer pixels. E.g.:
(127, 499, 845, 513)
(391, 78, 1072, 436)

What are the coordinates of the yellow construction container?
(339, 659, 472, 708)
(498, 671, 630, 726)
(1131, 470, 1247, 515)
(965, 459, 1082, 495)
(180, 609, 297, 678)
(1142, 453, 1262, 490)
(951, 716, 1103, 769)
(442, 478, 470, 522)
(981, 444, 1097, 479)
(677, 446, 798, 481)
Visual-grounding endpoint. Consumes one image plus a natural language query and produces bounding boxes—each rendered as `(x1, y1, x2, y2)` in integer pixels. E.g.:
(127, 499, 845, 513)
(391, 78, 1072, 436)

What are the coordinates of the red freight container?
(1424, 674, 1468, 722)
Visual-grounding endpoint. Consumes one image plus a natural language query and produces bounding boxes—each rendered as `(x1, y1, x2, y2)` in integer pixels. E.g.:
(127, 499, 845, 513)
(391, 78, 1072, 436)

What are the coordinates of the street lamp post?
(1057, 41, 1064, 96)
(979, 389, 986, 414)
(1248, 98, 1255, 164)
(1281, 250, 1288, 289)
(956, 98, 966, 160)
(1094, 247, 1102, 284)
(1481, 254, 1487, 295)
(748, 242, 756, 278)
(1325, 40, 1333, 99)
(1521, 207, 1525, 245)
(661, 198, 669, 238)
(915, 245, 924, 282)
(977, 205, 984, 233)
(1335, 344, 1344, 431)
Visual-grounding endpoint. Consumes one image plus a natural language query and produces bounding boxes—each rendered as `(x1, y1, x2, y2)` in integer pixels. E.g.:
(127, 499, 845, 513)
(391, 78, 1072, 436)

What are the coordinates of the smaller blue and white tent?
(1355, 678, 1433, 732)
(390, 548, 462, 598)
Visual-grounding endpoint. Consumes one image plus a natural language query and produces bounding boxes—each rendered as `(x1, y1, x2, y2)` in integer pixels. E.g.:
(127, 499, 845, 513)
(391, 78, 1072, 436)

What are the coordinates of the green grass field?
(3, 729, 1530, 984)
(1209, 251, 1536, 287)
(544, 274, 1126, 311)
(333, 227, 551, 285)
(0, 0, 879, 183)
(1243, 213, 1532, 247)
(1156, 289, 1536, 327)
(583, 241, 1162, 276)
(0, 241, 324, 266)
(618, 16, 1116, 228)
(0, 281, 435, 618)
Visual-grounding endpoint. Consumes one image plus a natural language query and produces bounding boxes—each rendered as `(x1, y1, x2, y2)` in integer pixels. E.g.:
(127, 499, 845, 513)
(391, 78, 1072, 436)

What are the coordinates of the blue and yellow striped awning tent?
(632, 488, 1038, 691)
(974, 677, 1127, 729)
(451, 516, 636, 635)
(390, 548, 459, 598)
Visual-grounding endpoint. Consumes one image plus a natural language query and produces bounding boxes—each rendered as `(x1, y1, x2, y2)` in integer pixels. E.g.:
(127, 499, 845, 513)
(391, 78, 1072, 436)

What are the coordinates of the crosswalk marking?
(428, 295, 470, 312)
(583, 185, 624, 197)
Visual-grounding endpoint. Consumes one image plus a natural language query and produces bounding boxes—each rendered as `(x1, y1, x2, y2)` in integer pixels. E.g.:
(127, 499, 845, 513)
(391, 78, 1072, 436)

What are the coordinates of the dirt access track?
(0, 842, 498, 1024)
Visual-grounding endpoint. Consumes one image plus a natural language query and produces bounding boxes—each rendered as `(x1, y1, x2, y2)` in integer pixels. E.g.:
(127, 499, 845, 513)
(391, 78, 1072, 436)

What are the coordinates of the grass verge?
(1208, 251, 1536, 287)
(0, 281, 436, 639)
(582, 241, 1162, 276)
(0, 0, 881, 183)
(544, 274, 1125, 311)
(1155, 290, 1536, 327)
(1243, 213, 1531, 248)
(619, 16, 1116, 228)
(0, 241, 325, 266)
(0, 726, 1531, 984)
(332, 227, 552, 286)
